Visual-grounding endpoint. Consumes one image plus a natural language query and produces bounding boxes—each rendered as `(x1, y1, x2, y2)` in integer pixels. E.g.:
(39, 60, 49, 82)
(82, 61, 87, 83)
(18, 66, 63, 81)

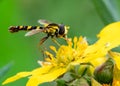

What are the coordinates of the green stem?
(91, 0, 118, 25)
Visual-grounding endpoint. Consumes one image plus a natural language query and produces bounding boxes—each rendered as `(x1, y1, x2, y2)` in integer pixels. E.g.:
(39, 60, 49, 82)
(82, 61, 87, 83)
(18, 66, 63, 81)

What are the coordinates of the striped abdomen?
(9, 26, 43, 33)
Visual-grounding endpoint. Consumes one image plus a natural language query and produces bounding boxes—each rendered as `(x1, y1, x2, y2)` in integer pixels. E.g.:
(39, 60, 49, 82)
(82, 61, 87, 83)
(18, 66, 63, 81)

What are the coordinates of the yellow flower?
(3, 22, 120, 86)
(3, 36, 89, 86)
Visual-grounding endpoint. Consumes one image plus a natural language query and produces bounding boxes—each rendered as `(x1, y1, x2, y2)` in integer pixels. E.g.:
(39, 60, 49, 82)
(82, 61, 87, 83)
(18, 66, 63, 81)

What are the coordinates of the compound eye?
(58, 25, 65, 35)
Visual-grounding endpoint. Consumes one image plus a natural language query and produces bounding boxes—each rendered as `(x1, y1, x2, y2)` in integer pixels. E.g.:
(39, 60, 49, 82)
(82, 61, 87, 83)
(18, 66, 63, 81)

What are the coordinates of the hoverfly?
(9, 20, 69, 45)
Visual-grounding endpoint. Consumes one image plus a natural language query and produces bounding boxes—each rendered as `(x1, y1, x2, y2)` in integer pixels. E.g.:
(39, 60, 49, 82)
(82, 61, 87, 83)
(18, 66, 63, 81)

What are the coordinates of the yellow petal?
(97, 22, 120, 50)
(84, 22, 120, 58)
(26, 68, 67, 86)
(2, 72, 31, 85)
(32, 65, 53, 76)
(90, 57, 107, 67)
(109, 51, 120, 70)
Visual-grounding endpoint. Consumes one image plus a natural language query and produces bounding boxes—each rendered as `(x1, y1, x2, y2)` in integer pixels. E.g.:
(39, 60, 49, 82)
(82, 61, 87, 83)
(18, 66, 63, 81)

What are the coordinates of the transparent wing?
(25, 29, 44, 36)
(38, 19, 52, 26)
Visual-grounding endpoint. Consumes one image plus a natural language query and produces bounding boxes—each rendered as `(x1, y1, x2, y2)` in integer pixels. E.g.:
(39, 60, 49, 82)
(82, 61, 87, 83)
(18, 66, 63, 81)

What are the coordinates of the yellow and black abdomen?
(9, 26, 43, 33)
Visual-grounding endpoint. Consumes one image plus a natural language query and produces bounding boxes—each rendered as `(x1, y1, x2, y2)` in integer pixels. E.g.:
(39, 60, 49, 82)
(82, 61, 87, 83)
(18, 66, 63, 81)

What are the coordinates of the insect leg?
(39, 36, 49, 45)
(62, 35, 71, 43)
(38, 44, 47, 60)
(37, 36, 49, 59)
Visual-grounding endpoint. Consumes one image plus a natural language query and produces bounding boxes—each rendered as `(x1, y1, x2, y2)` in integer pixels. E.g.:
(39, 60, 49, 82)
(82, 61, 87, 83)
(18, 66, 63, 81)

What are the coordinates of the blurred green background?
(0, 0, 120, 86)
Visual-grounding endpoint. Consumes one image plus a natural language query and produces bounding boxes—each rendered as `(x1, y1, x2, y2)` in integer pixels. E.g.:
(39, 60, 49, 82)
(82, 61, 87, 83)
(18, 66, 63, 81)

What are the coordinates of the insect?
(9, 19, 69, 45)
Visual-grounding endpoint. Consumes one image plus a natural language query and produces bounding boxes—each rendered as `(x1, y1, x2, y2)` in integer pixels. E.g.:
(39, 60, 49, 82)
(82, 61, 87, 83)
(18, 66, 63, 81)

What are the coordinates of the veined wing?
(25, 29, 44, 36)
(38, 19, 52, 26)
